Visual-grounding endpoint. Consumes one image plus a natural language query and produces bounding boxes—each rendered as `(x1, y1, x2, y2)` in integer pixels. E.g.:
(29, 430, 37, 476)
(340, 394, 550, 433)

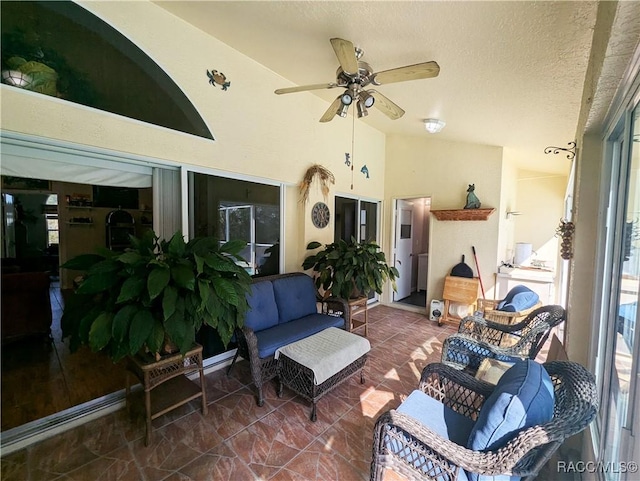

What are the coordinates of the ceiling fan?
(274, 38, 440, 123)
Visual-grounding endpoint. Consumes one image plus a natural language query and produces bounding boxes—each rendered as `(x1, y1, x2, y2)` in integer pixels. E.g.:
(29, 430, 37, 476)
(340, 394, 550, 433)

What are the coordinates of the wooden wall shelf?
(431, 208, 495, 221)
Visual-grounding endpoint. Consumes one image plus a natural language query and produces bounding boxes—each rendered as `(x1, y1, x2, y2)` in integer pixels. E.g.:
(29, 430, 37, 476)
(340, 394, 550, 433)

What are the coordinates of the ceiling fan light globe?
(341, 92, 353, 105)
(361, 90, 375, 108)
(424, 118, 446, 133)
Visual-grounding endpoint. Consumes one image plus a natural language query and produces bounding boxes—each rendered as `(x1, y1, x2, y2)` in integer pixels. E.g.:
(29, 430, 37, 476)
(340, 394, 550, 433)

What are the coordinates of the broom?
(471, 246, 486, 299)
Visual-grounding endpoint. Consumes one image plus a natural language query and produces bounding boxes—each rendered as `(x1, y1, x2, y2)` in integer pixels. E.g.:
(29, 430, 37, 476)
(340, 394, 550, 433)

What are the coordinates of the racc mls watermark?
(557, 461, 638, 475)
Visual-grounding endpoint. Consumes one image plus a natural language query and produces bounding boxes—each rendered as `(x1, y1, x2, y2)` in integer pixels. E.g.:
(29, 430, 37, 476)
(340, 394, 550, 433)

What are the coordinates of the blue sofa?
(229, 272, 348, 406)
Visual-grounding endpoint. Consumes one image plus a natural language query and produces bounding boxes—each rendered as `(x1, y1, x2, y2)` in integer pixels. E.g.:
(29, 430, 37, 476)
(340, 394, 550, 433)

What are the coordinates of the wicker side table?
(348, 296, 369, 337)
(125, 343, 207, 445)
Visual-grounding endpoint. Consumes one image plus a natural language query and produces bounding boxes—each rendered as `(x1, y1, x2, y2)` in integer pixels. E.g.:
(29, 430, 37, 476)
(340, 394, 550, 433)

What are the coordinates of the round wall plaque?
(311, 202, 330, 229)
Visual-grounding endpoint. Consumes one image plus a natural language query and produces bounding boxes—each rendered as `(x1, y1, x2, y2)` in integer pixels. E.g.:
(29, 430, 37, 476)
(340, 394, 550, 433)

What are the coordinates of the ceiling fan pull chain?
(351, 113, 355, 190)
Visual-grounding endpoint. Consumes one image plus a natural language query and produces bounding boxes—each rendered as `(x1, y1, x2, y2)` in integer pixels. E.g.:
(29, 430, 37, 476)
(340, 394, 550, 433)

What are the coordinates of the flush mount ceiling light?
(424, 118, 446, 134)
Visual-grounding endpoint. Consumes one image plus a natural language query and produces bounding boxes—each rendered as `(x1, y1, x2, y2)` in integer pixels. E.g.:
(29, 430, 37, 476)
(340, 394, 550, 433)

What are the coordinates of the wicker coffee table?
(276, 327, 370, 421)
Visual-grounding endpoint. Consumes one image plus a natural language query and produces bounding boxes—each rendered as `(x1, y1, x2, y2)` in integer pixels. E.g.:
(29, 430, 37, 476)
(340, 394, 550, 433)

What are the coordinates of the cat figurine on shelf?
(464, 184, 481, 209)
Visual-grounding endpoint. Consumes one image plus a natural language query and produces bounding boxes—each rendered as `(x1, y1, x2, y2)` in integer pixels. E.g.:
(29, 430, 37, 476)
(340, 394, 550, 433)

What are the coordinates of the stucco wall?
(384, 135, 504, 307)
(0, 1, 386, 273)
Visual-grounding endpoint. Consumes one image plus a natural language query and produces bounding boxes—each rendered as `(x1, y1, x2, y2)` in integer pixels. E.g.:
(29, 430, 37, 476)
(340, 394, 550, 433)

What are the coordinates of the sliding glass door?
(597, 103, 640, 480)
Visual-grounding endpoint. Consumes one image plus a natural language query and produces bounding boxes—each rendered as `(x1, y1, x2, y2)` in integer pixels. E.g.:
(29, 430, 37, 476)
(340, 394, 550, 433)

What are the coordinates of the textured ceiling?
(157, 1, 599, 175)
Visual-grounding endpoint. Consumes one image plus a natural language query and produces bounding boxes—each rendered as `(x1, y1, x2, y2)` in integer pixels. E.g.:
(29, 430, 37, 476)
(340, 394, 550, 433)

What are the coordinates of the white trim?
(183, 163, 290, 189)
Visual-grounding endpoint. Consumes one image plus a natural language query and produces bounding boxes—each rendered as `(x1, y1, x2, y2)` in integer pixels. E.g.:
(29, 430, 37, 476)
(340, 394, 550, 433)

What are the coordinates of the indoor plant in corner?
(302, 238, 399, 299)
(61, 230, 251, 362)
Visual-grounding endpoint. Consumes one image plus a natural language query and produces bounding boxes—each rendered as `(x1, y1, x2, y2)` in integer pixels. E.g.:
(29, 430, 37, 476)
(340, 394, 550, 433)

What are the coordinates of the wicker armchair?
(476, 297, 542, 325)
(441, 305, 566, 373)
(371, 361, 598, 481)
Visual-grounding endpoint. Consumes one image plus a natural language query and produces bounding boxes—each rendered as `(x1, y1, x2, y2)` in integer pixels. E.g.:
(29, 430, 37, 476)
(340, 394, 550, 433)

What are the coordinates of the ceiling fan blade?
(373, 61, 440, 85)
(275, 83, 338, 95)
(370, 90, 405, 120)
(330, 38, 359, 76)
(319, 96, 343, 123)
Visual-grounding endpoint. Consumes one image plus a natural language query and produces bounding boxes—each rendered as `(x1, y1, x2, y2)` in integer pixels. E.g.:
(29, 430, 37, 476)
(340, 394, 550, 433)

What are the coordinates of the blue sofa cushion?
(467, 360, 554, 456)
(497, 285, 539, 312)
(272, 274, 318, 323)
(390, 390, 473, 481)
(244, 281, 279, 332)
(254, 313, 344, 358)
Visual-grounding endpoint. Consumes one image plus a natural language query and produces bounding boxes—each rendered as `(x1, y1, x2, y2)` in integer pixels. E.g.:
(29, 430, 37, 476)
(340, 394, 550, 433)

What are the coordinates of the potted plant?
(61, 230, 251, 362)
(302, 238, 399, 299)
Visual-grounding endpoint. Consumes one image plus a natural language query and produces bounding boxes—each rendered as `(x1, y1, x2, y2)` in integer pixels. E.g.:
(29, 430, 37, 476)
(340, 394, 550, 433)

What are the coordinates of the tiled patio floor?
(0, 305, 457, 480)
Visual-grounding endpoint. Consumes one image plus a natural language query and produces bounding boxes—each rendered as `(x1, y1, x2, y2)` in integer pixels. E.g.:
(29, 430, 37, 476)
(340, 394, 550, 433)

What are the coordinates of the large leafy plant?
(61, 230, 251, 362)
(302, 238, 399, 299)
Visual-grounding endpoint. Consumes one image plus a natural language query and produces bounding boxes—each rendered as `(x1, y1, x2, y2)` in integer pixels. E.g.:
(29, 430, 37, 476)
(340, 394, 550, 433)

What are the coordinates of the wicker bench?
(276, 327, 370, 421)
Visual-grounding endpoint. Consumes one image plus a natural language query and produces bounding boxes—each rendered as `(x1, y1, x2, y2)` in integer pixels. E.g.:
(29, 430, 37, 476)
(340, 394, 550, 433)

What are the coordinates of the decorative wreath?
(299, 164, 335, 204)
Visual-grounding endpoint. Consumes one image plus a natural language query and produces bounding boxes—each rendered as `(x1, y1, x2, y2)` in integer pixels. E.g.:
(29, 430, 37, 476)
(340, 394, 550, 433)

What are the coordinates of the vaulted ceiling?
(157, 1, 601, 175)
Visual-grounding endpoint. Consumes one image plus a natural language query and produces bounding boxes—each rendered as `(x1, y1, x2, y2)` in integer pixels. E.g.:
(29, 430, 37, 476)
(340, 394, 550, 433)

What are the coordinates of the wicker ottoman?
(276, 327, 370, 421)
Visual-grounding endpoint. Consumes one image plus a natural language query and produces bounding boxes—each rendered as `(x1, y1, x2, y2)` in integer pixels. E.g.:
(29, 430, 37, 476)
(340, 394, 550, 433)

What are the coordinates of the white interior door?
(393, 200, 413, 301)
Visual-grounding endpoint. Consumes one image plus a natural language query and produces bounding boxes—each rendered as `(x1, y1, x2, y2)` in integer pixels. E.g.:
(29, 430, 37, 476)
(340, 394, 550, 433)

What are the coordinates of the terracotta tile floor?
(1, 305, 457, 480)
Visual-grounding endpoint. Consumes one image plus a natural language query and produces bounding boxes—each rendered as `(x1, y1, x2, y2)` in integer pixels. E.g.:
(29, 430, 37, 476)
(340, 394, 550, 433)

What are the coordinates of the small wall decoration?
(311, 202, 331, 229)
(344, 153, 351, 166)
(360, 165, 369, 179)
(206, 69, 230, 91)
(556, 219, 575, 260)
(464, 184, 481, 209)
(299, 164, 335, 203)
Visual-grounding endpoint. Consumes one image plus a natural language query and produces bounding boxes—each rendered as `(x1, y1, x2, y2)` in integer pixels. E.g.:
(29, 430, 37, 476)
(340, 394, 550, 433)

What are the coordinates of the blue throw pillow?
(272, 274, 318, 323)
(244, 281, 279, 332)
(497, 285, 539, 312)
(467, 360, 554, 456)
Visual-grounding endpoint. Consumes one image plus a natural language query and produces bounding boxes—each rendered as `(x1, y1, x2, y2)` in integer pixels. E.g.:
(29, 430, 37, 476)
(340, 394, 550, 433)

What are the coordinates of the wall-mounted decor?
(360, 165, 369, 179)
(299, 164, 335, 203)
(544, 141, 577, 160)
(464, 184, 481, 209)
(311, 202, 331, 229)
(206, 69, 230, 91)
(556, 219, 575, 259)
(344, 153, 351, 166)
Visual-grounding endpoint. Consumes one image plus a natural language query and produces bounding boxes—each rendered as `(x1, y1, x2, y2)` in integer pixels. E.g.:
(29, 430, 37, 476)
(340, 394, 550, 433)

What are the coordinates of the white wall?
(384, 135, 504, 305)
(0, 1, 386, 273)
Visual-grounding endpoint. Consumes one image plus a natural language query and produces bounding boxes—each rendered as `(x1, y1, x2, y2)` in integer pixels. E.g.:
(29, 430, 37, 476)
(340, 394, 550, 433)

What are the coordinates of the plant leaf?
(116, 276, 145, 303)
(112, 304, 137, 341)
(148, 267, 170, 300)
(212, 278, 239, 306)
(146, 320, 165, 355)
(89, 312, 113, 352)
(220, 239, 246, 256)
(163, 285, 178, 321)
(171, 265, 195, 290)
(118, 251, 142, 264)
(61, 254, 104, 271)
(76, 271, 119, 295)
(168, 232, 186, 256)
(129, 310, 155, 354)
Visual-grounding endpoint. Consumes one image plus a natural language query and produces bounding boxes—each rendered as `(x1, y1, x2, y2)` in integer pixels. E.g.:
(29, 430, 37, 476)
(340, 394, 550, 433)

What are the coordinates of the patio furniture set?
(129, 274, 598, 480)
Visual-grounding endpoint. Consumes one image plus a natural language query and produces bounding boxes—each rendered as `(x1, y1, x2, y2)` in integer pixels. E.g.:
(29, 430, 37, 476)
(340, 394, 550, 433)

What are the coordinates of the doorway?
(392, 197, 431, 309)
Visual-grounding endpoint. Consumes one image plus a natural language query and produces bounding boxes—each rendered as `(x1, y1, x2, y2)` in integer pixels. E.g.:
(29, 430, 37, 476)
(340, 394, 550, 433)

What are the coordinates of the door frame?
(390, 195, 432, 311)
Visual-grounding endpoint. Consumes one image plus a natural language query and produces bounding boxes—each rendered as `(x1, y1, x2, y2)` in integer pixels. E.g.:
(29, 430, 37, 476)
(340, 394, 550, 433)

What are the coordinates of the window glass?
(189, 172, 281, 357)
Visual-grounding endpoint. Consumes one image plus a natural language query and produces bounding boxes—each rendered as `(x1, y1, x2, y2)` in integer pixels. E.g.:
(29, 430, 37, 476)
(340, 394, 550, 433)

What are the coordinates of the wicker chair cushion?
(245, 281, 279, 332)
(254, 313, 344, 358)
(467, 360, 553, 456)
(497, 285, 539, 312)
(272, 274, 318, 323)
(394, 390, 474, 480)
